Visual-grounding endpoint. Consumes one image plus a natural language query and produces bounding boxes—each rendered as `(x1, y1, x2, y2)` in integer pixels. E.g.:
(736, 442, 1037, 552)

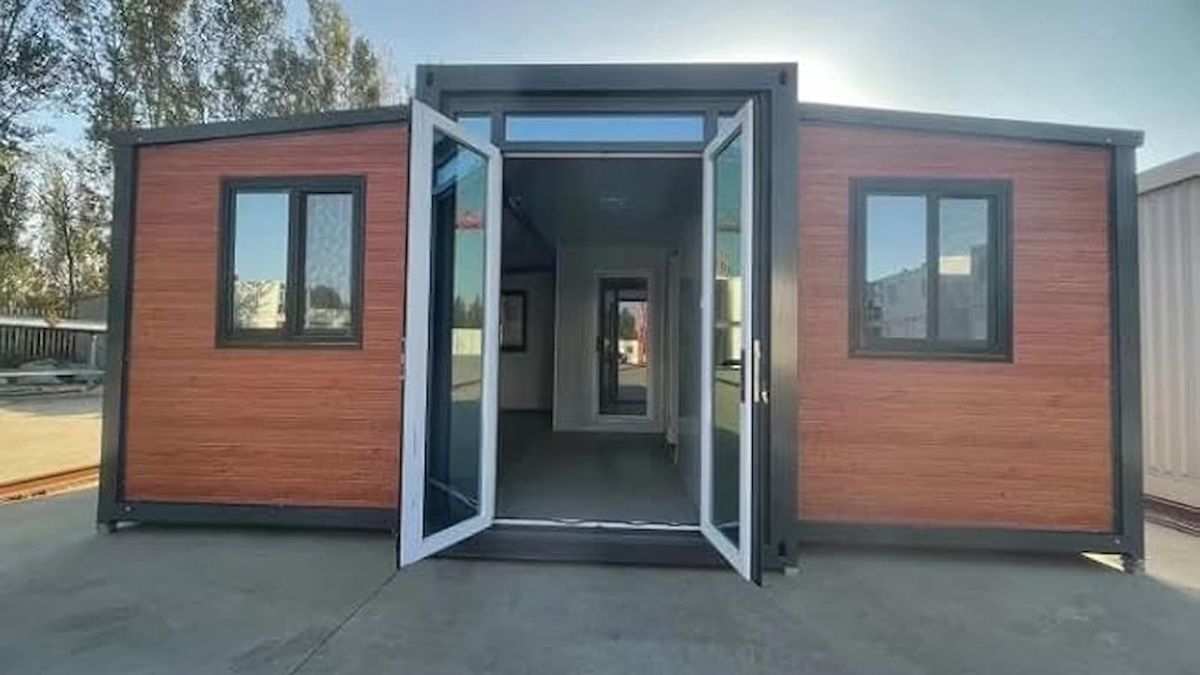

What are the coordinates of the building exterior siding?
(122, 124, 408, 509)
(797, 123, 1114, 531)
(1139, 162, 1200, 509)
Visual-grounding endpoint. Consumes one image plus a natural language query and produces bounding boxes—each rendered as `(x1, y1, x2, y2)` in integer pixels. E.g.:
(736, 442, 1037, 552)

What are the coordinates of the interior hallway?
(497, 412, 696, 525)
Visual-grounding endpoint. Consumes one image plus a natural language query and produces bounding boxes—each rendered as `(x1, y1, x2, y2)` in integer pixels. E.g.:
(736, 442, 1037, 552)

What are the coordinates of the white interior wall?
(499, 271, 555, 411)
(675, 214, 703, 505)
(553, 245, 670, 433)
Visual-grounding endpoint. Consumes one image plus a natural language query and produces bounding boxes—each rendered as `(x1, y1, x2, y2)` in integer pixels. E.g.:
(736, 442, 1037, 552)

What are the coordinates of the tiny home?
(98, 63, 1145, 583)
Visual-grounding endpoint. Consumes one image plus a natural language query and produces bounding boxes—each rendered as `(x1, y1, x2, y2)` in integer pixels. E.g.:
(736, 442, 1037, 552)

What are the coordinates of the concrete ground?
(0, 391, 101, 483)
(1, 489, 1199, 674)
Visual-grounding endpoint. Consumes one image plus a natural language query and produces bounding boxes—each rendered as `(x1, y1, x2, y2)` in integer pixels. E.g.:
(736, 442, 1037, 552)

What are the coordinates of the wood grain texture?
(798, 124, 1114, 532)
(124, 124, 407, 509)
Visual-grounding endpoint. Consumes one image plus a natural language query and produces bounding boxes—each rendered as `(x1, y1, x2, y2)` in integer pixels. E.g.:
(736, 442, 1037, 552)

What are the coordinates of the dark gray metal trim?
(798, 102, 1143, 148)
(97, 144, 137, 525)
(112, 106, 408, 147)
(112, 501, 396, 530)
(442, 524, 727, 568)
(798, 521, 1133, 555)
(1110, 146, 1144, 563)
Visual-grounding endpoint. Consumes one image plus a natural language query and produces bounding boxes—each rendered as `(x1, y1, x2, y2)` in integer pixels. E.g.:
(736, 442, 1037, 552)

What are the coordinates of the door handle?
(752, 338, 768, 405)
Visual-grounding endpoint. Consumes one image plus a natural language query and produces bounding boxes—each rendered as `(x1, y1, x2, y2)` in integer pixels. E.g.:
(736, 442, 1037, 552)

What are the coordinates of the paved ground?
(0, 391, 101, 483)
(1, 489, 1198, 674)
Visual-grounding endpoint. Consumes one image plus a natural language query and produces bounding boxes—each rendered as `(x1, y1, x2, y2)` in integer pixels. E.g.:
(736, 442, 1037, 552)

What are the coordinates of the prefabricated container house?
(1139, 152, 1200, 520)
(97, 63, 1145, 583)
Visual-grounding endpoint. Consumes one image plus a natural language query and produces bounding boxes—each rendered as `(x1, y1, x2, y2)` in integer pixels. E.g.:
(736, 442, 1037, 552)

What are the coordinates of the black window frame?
(849, 177, 1013, 361)
(217, 175, 366, 348)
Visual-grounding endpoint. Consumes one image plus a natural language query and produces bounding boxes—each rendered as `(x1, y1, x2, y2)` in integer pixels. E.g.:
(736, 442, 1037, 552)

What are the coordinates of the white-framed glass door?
(700, 100, 759, 582)
(400, 101, 503, 566)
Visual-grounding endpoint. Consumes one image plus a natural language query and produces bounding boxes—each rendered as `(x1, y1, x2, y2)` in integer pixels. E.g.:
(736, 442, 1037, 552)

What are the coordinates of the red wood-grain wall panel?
(123, 124, 407, 509)
(797, 123, 1113, 532)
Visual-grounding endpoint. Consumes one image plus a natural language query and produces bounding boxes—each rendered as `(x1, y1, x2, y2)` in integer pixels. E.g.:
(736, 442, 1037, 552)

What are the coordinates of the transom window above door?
(849, 178, 1013, 360)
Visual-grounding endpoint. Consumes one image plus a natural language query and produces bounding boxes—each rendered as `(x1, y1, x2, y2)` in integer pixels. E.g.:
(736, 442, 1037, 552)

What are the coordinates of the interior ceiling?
(503, 158, 701, 263)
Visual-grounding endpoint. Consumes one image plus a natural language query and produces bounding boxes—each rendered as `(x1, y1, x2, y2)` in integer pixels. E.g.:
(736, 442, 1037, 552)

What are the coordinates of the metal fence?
(0, 306, 107, 369)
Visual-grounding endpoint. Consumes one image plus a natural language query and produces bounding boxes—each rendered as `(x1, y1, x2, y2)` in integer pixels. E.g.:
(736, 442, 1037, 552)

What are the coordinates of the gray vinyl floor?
(496, 412, 697, 524)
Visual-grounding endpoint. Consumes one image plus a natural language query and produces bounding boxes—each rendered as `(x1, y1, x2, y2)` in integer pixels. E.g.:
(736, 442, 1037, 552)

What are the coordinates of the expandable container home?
(97, 63, 1145, 583)
(1139, 152, 1200, 519)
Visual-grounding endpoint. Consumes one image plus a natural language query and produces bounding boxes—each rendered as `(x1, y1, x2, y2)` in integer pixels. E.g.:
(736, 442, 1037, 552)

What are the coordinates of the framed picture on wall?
(500, 290, 526, 352)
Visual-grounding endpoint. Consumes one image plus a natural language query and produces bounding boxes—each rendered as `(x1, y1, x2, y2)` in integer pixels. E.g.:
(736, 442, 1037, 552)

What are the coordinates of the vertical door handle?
(753, 338, 768, 404)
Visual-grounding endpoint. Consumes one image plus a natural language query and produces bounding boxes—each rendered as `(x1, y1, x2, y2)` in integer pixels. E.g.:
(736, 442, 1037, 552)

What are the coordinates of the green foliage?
(31, 150, 109, 316)
(53, 0, 395, 143)
(0, 0, 60, 149)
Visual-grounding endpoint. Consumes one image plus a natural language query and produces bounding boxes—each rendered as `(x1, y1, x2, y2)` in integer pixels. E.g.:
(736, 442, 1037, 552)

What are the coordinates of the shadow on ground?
(1, 489, 1198, 674)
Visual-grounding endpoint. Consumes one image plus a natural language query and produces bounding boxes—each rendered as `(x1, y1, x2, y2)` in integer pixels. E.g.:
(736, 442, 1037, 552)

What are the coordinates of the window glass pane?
(232, 192, 289, 331)
(425, 129, 489, 537)
(456, 114, 492, 142)
(938, 198, 990, 341)
(505, 114, 704, 143)
(711, 130, 743, 548)
(598, 278, 649, 416)
(303, 193, 354, 333)
(864, 195, 928, 339)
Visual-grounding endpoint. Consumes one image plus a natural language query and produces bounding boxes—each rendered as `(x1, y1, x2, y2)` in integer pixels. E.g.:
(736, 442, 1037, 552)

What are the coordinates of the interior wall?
(500, 271, 555, 411)
(676, 217, 703, 506)
(553, 245, 670, 433)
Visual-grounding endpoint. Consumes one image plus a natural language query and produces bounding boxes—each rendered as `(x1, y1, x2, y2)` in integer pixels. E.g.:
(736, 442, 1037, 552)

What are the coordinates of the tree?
(263, 0, 391, 116)
(0, 0, 59, 150)
(54, 0, 395, 144)
(0, 148, 39, 309)
(34, 152, 109, 316)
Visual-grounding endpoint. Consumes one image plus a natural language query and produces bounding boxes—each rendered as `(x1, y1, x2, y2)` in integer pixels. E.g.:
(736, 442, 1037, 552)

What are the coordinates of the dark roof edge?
(111, 105, 409, 147)
(798, 102, 1143, 148)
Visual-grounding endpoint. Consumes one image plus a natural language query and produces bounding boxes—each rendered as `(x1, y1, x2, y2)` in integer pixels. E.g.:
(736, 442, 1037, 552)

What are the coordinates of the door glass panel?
(710, 131, 743, 546)
(598, 278, 650, 416)
(424, 130, 489, 536)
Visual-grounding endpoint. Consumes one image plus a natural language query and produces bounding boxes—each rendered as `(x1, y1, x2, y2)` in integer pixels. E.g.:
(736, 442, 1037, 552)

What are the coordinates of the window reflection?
(864, 195, 928, 339)
(303, 193, 354, 333)
(232, 192, 289, 331)
(711, 131, 743, 547)
(937, 198, 990, 341)
(424, 130, 489, 537)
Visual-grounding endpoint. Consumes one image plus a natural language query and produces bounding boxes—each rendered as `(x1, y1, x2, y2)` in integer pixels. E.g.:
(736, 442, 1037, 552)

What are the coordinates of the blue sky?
(329, 0, 1196, 168)
(39, 0, 1198, 168)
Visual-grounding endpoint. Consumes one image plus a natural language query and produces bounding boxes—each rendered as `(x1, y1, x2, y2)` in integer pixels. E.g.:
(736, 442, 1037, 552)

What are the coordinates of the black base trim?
(441, 525, 726, 568)
(798, 521, 1135, 556)
(109, 500, 397, 531)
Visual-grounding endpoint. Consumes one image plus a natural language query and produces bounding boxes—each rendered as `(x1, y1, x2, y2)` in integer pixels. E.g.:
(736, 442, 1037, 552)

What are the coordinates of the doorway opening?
(495, 157, 702, 527)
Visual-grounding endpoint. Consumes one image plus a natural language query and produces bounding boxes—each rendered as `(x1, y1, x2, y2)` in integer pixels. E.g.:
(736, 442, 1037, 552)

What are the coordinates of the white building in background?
(1139, 152, 1200, 510)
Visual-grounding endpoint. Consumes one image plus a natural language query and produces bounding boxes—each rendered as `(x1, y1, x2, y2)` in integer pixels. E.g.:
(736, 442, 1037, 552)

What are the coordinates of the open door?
(700, 100, 761, 583)
(400, 101, 502, 566)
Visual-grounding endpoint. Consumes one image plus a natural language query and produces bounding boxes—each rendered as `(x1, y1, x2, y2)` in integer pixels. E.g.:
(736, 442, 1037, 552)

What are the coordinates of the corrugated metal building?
(1139, 152, 1200, 510)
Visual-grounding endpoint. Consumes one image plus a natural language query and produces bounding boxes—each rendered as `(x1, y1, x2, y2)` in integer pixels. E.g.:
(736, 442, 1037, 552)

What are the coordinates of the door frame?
(413, 63, 800, 570)
(399, 101, 504, 566)
(593, 270, 656, 426)
(700, 99, 757, 580)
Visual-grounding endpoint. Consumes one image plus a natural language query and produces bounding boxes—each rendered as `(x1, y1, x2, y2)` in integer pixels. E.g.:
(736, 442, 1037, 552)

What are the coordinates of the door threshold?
(440, 519, 723, 568)
(494, 517, 699, 532)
